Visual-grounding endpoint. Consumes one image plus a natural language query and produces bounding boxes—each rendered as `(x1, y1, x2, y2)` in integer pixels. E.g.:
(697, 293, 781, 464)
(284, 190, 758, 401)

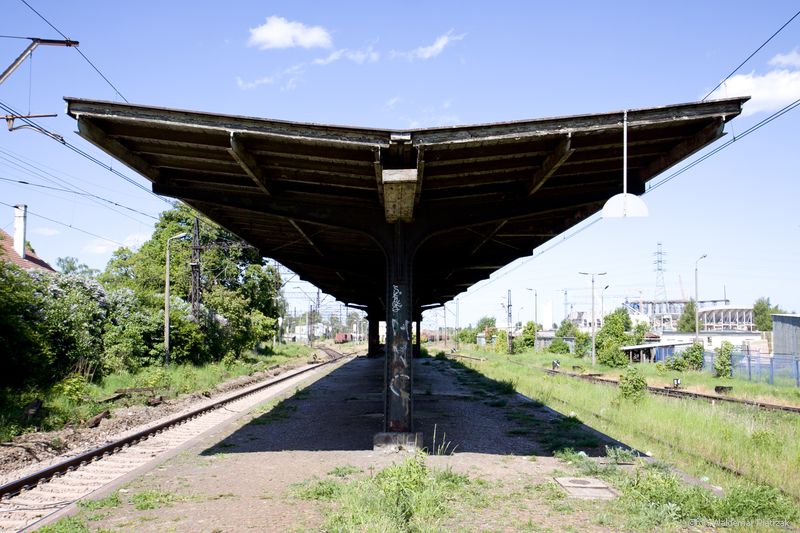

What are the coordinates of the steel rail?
(0, 350, 347, 500)
(542, 368, 800, 414)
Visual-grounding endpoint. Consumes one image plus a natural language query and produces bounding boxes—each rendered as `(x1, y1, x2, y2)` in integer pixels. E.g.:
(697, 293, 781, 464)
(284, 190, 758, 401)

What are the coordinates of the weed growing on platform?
(554, 448, 800, 530)
(132, 489, 178, 510)
(318, 452, 485, 532)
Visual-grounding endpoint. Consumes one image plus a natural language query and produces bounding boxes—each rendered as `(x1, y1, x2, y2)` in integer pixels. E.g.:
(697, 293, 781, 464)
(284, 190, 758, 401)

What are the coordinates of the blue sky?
(2, 1, 799, 330)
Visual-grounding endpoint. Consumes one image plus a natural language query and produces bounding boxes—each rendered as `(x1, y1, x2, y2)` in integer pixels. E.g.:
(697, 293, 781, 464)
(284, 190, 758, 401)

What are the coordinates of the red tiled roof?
(0, 229, 56, 272)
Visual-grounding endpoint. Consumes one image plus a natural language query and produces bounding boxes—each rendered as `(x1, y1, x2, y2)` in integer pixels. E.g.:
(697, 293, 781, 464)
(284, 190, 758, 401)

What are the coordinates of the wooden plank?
(528, 135, 574, 196)
(289, 219, 325, 257)
(639, 119, 725, 180)
(229, 132, 271, 196)
(77, 118, 160, 181)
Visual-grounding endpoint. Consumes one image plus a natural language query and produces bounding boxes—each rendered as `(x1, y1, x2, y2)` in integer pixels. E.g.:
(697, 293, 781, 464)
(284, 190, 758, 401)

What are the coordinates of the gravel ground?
(0, 362, 305, 485)
(42, 355, 631, 532)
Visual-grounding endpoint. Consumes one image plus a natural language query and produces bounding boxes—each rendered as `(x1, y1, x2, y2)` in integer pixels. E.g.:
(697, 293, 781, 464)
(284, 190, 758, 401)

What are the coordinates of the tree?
(555, 318, 578, 338)
(476, 316, 496, 333)
(521, 321, 538, 349)
(753, 297, 785, 331)
(676, 299, 698, 333)
(595, 307, 635, 367)
(57, 256, 99, 278)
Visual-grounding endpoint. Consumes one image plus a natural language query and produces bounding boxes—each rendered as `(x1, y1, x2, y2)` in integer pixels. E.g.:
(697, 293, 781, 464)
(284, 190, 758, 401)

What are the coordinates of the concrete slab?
(554, 477, 619, 500)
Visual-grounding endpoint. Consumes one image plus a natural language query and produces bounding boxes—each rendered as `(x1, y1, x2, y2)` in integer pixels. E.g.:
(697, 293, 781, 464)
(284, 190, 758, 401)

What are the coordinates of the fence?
(701, 351, 800, 387)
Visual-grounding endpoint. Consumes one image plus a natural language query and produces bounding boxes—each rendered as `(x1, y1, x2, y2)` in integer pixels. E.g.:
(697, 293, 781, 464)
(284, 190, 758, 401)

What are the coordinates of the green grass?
(328, 465, 363, 477)
(556, 448, 799, 530)
(445, 348, 800, 504)
(298, 452, 487, 532)
(0, 344, 312, 441)
(132, 489, 178, 510)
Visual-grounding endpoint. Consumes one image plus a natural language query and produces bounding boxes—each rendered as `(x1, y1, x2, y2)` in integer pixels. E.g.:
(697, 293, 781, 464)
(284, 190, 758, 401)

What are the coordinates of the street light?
(695, 254, 707, 344)
(579, 271, 607, 366)
(600, 284, 610, 327)
(526, 288, 538, 327)
(164, 232, 189, 366)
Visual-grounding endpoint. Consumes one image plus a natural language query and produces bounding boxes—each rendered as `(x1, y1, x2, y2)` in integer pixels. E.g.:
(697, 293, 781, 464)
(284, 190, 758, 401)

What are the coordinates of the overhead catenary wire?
(18, 0, 128, 103)
(702, 8, 800, 101)
(0, 99, 172, 206)
(0, 200, 123, 246)
(0, 176, 158, 220)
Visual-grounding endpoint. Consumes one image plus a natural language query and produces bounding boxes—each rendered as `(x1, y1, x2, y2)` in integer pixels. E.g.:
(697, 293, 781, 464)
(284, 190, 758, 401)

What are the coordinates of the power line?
(0, 99, 172, 205)
(0, 200, 123, 246)
(18, 0, 128, 103)
(702, 9, 800, 101)
(0, 176, 158, 220)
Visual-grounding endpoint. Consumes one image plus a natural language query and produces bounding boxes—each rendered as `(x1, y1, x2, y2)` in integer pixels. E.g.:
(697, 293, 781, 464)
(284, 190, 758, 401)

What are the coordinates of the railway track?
(541, 368, 800, 414)
(0, 349, 349, 532)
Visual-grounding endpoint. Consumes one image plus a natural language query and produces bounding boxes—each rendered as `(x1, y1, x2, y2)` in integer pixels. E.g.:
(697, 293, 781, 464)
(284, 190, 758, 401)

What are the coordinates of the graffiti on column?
(388, 283, 411, 430)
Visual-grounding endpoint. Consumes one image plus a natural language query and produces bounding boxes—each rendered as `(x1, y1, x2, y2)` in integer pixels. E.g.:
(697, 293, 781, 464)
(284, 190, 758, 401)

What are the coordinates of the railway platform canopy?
(66, 96, 747, 440)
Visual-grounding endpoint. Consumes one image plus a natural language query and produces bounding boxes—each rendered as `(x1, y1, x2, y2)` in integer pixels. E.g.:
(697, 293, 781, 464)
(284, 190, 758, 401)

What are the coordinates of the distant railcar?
(334, 332, 352, 344)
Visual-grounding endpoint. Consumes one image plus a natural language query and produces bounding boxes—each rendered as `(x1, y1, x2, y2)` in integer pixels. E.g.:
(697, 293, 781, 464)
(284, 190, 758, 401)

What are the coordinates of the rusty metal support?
(384, 223, 413, 433)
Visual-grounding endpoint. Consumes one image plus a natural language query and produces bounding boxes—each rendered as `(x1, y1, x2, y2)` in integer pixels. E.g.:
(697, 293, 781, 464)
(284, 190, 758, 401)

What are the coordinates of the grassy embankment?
(443, 345, 800, 502)
(0, 343, 314, 442)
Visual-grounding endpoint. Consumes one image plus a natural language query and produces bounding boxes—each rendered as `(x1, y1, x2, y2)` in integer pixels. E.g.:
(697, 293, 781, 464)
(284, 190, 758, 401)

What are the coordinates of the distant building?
(0, 205, 55, 273)
(772, 314, 800, 356)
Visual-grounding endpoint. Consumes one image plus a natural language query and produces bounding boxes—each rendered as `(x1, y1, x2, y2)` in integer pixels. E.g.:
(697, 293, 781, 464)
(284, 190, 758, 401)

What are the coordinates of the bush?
(548, 338, 570, 354)
(494, 330, 510, 354)
(682, 343, 705, 370)
(665, 355, 688, 372)
(714, 341, 733, 378)
(597, 340, 627, 367)
(618, 365, 647, 402)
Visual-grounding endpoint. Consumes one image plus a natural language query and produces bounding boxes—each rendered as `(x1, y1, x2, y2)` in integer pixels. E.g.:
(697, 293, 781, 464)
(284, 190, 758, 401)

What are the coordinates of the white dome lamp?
(602, 110, 649, 218)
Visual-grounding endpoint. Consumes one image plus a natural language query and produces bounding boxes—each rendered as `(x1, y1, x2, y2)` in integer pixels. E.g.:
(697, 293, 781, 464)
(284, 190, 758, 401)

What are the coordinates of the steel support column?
(384, 223, 413, 433)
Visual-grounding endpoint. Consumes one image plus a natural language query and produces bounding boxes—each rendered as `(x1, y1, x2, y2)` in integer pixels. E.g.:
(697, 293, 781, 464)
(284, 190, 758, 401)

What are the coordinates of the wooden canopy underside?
(66, 97, 746, 309)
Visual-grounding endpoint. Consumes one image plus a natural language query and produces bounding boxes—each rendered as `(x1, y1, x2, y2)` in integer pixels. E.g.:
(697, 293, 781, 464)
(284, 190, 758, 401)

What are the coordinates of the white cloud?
(392, 30, 465, 61)
(707, 51, 800, 116)
(383, 96, 401, 111)
(236, 75, 274, 90)
(31, 227, 59, 237)
(769, 48, 800, 68)
(248, 16, 332, 50)
(312, 46, 379, 66)
(83, 233, 148, 255)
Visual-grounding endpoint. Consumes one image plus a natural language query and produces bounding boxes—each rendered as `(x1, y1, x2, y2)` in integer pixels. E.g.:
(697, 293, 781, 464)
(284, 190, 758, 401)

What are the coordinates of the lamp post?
(526, 288, 538, 326)
(164, 232, 188, 366)
(600, 284, 610, 327)
(694, 254, 707, 344)
(579, 271, 607, 366)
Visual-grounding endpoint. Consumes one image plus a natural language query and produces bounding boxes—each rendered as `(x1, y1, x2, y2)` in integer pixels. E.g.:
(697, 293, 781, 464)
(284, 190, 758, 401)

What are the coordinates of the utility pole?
(455, 298, 460, 350)
(507, 289, 513, 354)
(190, 217, 201, 319)
(695, 254, 707, 344)
(563, 290, 569, 323)
(579, 271, 607, 366)
(307, 304, 313, 346)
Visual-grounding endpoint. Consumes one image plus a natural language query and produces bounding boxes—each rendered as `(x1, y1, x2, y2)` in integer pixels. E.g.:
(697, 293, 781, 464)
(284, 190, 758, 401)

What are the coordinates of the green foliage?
(595, 308, 646, 368)
(618, 366, 647, 402)
(475, 316, 496, 332)
(132, 489, 177, 510)
(683, 342, 705, 371)
(676, 299, 698, 333)
(753, 297, 785, 332)
(493, 330, 509, 354)
(56, 256, 99, 278)
(520, 320, 538, 348)
(714, 340, 733, 378)
(555, 318, 578, 338)
(548, 337, 570, 354)
(574, 331, 591, 358)
(456, 325, 477, 344)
